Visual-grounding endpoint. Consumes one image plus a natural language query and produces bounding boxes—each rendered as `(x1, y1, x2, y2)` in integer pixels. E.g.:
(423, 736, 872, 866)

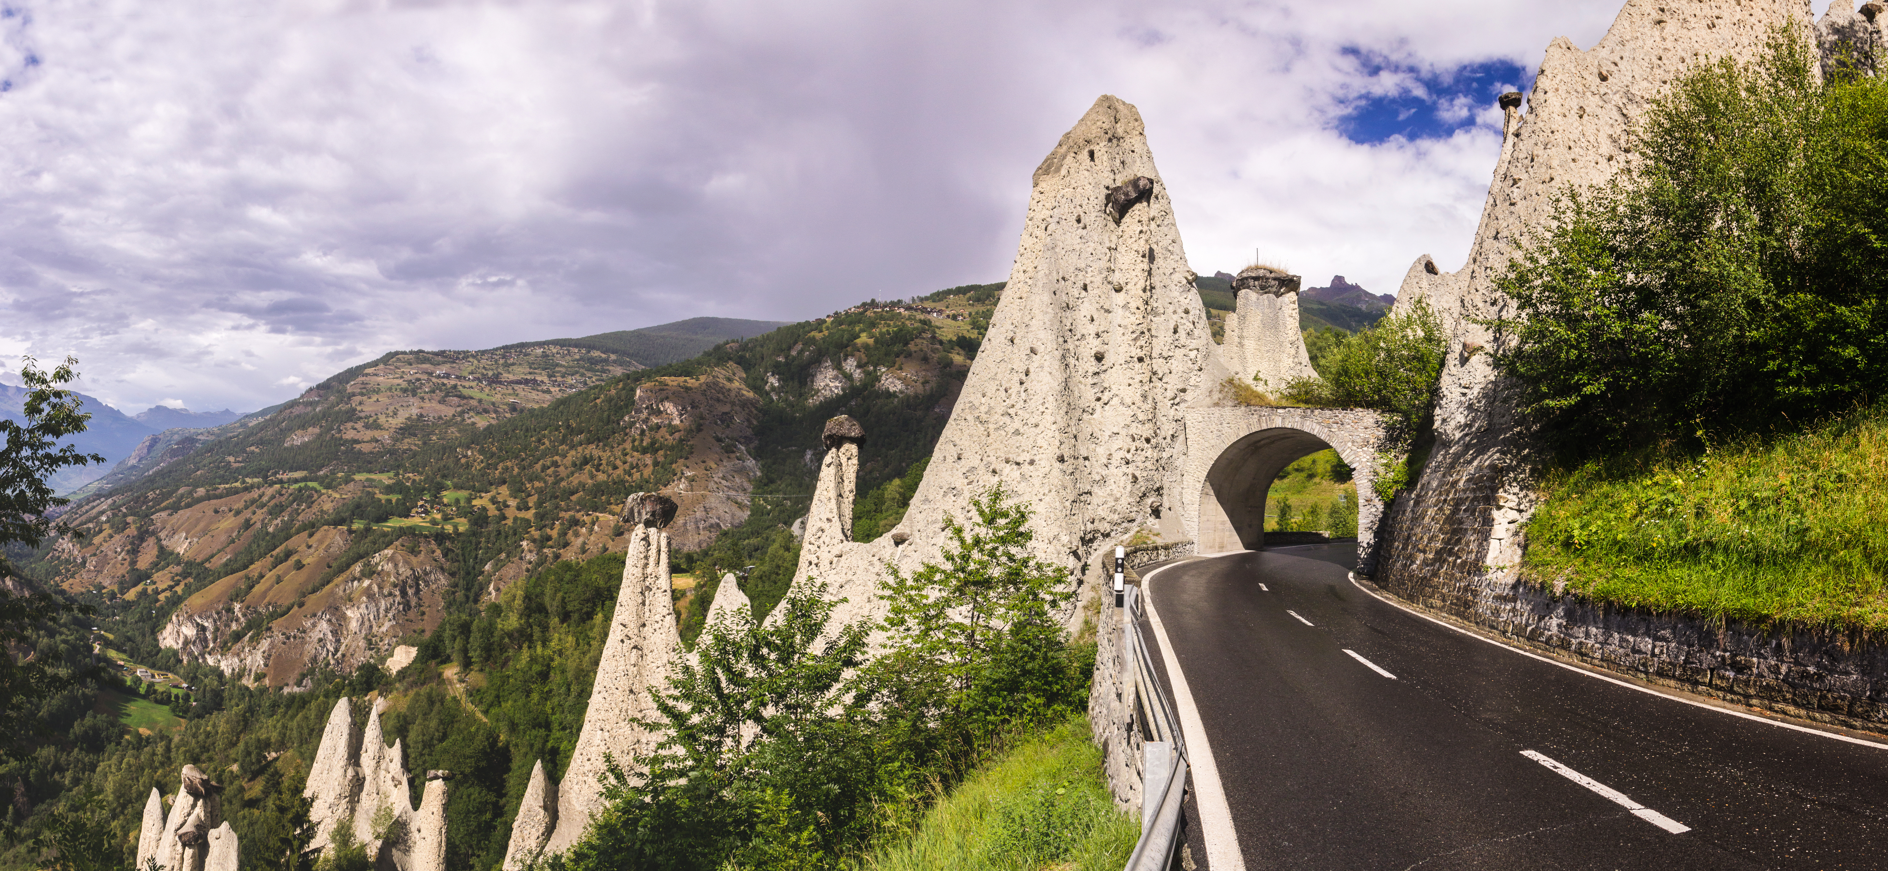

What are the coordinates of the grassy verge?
(1524, 408, 1888, 631)
(859, 715, 1138, 871)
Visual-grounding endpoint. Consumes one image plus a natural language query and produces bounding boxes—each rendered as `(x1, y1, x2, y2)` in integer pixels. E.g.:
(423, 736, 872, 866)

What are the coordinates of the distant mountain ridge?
(505, 316, 792, 366)
(1303, 275, 1395, 310)
(134, 406, 243, 430)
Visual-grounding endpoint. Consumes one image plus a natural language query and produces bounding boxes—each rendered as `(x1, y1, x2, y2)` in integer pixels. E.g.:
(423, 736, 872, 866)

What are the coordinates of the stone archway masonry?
(1178, 407, 1394, 568)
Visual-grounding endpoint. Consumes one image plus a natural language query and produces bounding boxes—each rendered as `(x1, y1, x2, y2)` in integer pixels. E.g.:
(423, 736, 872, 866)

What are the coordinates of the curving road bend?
(1142, 546, 1888, 870)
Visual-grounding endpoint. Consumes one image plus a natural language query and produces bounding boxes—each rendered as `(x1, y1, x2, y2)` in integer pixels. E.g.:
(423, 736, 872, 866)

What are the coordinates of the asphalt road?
(1144, 546, 1888, 870)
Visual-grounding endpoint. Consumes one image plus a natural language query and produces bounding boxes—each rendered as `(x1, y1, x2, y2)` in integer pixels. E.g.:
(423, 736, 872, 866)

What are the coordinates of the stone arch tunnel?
(1178, 407, 1394, 563)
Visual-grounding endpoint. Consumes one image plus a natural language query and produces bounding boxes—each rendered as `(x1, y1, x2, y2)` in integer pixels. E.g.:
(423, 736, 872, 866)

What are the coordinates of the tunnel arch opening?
(1196, 428, 1359, 553)
(1181, 408, 1393, 566)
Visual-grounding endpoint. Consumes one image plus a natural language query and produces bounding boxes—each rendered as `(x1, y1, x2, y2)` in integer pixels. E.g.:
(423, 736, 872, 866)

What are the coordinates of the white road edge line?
(1343, 649, 1396, 679)
(1286, 609, 1314, 627)
(1347, 571, 1888, 753)
(1521, 750, 1691, 834)
(1141, 560, 1248, 871)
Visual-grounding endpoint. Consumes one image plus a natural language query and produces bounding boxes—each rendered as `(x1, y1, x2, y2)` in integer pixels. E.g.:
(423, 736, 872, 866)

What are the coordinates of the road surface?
(1143, 546, 1888, 870)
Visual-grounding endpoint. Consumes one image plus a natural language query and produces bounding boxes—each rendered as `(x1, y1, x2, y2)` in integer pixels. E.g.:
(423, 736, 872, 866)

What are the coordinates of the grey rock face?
(1819, 0, 1884, 75)
(501, 760, 559, 871)
(137, 787, 167, 870)
(203, 823, 239, 871)
(703, 573, 752, 628)
(1220, 266, 1318, 392)
(543, 525, 679, 854)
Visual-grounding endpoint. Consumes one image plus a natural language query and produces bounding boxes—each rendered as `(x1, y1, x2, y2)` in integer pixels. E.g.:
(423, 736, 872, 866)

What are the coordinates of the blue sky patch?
(1335, 50, 1532, 144)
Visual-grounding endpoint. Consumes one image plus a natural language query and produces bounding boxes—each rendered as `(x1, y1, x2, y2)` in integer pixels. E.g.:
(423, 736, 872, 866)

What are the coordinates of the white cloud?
(0, 0, 1647, 413)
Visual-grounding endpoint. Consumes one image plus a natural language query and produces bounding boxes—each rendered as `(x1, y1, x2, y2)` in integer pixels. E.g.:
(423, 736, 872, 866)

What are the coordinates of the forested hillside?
(0, 283, 1007, 871)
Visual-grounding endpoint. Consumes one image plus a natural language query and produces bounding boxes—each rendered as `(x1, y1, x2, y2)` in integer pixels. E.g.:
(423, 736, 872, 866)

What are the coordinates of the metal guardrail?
(1120, 584, 1190, 871)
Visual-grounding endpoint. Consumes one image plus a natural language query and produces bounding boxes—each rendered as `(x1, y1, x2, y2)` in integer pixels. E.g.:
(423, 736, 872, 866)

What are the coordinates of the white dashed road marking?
(1522, 750, 1691, 834)
(1343, 649, 1396, 679)
(1286, 610, 1313, 626)
(1258, 583, 1269, 592)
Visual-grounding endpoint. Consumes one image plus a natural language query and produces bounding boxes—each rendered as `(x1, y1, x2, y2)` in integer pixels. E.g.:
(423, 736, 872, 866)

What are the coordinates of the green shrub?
(1495, 29, 1888, 460)
(1284, 301, 1445, 439)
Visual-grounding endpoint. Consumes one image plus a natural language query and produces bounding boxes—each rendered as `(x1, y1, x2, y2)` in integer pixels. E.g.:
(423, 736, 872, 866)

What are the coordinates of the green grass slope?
(1524, 407, 1888, 631)
(861, 715, 1138, 871)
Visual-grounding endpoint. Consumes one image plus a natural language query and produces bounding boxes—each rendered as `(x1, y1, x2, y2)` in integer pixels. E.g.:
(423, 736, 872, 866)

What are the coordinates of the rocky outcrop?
(137, 787, 167, 869)
(1219, 265, 1318, 392)
(516, 495, 681, 859)
(1819, 0, 1885, 76)
(703, 572, 751, 628)
(410, 774, 450, 871)
(1374, 0, 1816, 660)
(302, 696, 449, 871)
(204, 824, 239, 871)
(501, 761, 558, 871)
(305, 698, 362, 851)
(139, 765, 232, 871)
(160, 537, 453, 686)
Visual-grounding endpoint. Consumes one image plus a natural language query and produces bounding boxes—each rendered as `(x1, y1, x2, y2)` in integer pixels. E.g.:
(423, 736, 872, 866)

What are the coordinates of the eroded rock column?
(793, 416, 863, 587)
(1220, 265, 1317, 393)
(540, 492, 681, 855)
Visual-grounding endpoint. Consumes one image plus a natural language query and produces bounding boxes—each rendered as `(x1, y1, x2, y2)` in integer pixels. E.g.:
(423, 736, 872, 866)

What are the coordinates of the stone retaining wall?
(1367, 566, 1888, 735)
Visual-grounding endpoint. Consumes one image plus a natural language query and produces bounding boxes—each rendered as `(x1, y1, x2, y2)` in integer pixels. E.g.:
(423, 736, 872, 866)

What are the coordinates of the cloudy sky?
(0, 0, 1846, 414)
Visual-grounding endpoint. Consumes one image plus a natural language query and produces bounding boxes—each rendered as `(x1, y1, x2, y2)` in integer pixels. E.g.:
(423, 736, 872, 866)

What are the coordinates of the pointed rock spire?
(801, 94, 1223, 631)
(703, 573, 751, 629)
(411, 776, 450, 871)
(137, 787, 166, 870)
(501, 759, 559, 871)
(543, 496, 681, 854)
(204, 822, 240, 871)
(304, 697, 362, 852)
(792, 416, 863, 587)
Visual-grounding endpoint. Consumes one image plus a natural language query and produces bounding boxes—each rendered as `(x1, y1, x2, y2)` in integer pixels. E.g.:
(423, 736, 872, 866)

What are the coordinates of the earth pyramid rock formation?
(137, 788, 167, 870)
(704, 572, 751, 629)
(501, 761, 558, 871)
(304, 697, 362, 851)
(1220, 265, 1318, 391)
(511, 492, 682, 861)
(793, 416, 864, 587)
(301, 696, 449, 871)
(140, 764, 234, 871)
(1378, 0, 1815, 599)
(787, 94, 1225, 632)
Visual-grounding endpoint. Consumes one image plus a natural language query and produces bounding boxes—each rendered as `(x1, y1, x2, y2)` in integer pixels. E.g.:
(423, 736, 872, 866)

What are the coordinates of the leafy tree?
(553, 583, 874, 871)
(0, 356, 104, 763)
(1284, 301, 1446, 440)
(1494, 29, 1888, 460)
(867, 486, 1087, 752)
